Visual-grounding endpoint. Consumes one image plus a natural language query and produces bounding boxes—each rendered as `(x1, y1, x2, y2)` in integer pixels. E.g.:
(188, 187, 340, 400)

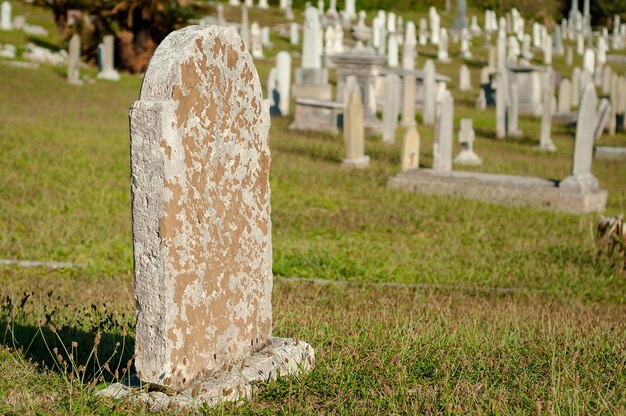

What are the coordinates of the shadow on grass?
(0, 297, 135, 384)
(27, 35, 62, 52)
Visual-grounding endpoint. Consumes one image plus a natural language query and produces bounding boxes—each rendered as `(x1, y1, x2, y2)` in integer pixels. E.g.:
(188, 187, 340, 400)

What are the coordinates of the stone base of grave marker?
(534, 141, 557, 152)
(594, 146, 626, 161)
(96, 338, 315, 411)
(388, 169, 607, 214)
(453, 150, 482, 165)
(342, 155, 370, 168)
(97, 69, 120, 82)
(290, 98, 342, 134)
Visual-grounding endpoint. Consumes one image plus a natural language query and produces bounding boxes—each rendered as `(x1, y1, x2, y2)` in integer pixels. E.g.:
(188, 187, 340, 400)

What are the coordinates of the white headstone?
(437, 28, 450, 62)
(344, 0, 356, 20)
(454, 119, 481, 165)
(539, 67, 557, 151)
(583, 48, 595, 74)
(561, 83, 600, 192)
(290, 23, 299, 45)
(67, 34, 82, 85)
(302, 7, 322, 69)
(387, 34, 399, 67)
(419, 18, 428, 46)
(423, 60, 437, 126)
(276, 51, 291, 116)
(0, 1, 10, 31)
(558, 78, 572, 113)
(433, 90, 454, 172)
(459, 65, 471, 91)
(430, 7, 440, 45)
(343, 77, 370, 168)
(96, 34, 120, 81)
(250, 22, 264, 58)
(382, 74, 400, 143)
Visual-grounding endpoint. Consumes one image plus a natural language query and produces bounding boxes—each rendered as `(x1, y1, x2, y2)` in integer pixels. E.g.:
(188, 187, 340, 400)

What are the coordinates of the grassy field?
(0, 2, 625, 415)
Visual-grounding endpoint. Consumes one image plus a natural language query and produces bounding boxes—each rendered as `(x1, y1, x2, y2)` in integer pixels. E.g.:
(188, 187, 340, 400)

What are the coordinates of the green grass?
(0, 2, 625, 415)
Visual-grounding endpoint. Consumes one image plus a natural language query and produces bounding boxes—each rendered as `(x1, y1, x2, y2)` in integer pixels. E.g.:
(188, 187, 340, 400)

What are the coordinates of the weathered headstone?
(561, 83, 601, 192)
(0, 1, 11, 31)
(454, 118, 481, 165)
(432, 90, 454, 172)
(558, 78, 572, 113)
(382, 74, 400, 143)
(97, 35, 120, 81)
(127, 26, 314, 405)
(67, 34, 82, 86)
(343, 77, 370, 168)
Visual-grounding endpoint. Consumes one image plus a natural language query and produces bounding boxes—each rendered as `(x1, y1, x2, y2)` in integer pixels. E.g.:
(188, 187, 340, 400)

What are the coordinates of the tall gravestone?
(67, 34, 82, 86)
(454, 119, 481, 165)
(561, 83, 600, 193)
(343, 77, 370, 168)
(276, 51, 291, 116)
(240, 5, 250, 48)
(452, 0, 468, 32)
(423, 60, 437, 126)
(432, 90, 454, 172)
(289, 22, 299, 45)
(382, 74, 400, 143)
(459, 65, 471, 91)
(401, 44, 416, 128)
(538, 67, 557, 151)
(127, 26, 313, 405)
(96, 35, 120, 81)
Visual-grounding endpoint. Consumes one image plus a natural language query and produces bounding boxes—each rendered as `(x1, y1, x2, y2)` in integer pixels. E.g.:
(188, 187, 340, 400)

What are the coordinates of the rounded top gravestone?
(130, 25, 272, 392)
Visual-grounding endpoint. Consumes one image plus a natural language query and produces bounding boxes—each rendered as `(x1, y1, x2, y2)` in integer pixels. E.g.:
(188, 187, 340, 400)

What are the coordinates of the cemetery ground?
(1, 3, 626, 415)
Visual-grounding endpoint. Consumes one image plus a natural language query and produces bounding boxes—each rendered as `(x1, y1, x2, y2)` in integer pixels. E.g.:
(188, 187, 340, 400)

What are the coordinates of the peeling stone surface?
(130, 25, 273, 392)
(96, 338, 315, 411)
